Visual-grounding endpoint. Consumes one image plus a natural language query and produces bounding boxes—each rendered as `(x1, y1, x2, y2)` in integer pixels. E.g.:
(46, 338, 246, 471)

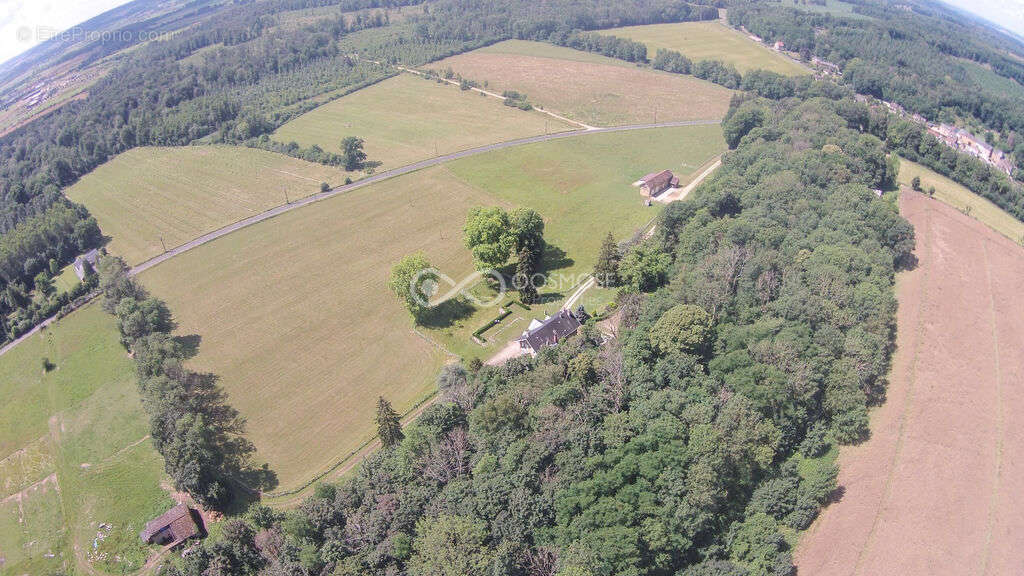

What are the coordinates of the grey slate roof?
(517, 309, 581, 352)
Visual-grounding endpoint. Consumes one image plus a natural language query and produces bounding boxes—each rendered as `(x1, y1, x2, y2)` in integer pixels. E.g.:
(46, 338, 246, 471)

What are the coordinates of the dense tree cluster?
(166, 94, 912, 576)
(96, 256, 271, 509)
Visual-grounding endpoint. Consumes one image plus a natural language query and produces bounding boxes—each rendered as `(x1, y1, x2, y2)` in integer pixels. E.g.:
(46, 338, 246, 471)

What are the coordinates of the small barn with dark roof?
(636, 170, 679, 198)
(139, 503, 200, 547)
(517, 309, 582, 355)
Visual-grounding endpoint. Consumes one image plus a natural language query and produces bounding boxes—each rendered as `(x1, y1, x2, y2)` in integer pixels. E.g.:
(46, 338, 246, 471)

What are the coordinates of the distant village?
(741, 26, 1016, 178)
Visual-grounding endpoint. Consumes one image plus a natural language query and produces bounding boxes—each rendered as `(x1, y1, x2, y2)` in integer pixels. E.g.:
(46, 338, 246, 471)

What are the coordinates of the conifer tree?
(594, 232, 620, 287)
(376, 397, 404, 448)
(516, 247, 539, 304)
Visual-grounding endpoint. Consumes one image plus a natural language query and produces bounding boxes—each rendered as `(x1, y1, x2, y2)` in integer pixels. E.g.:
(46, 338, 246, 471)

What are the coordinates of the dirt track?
(796, 190, 1024, 575)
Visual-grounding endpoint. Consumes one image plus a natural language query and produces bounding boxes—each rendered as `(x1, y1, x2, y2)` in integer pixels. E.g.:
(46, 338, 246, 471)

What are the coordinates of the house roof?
(73, 249, 99, 270)
(517, 309, 581, 352)
(639, 170, 675, 191)
(139, 503, 199, 544)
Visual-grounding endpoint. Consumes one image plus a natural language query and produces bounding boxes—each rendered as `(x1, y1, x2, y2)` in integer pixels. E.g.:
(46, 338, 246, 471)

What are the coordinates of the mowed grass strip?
(0, 304, 171, 575)
(66, 146, 349, 265)
(600, 20, 810, 75)
(427, 40, 732, 127)
(273, 73, 573, 172)
(138, 125, 725, 492)
(897, 157, 1024, 243)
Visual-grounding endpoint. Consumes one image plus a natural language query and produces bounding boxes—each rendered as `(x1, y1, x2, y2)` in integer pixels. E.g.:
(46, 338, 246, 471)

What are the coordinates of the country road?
(0, 119, 720, 358)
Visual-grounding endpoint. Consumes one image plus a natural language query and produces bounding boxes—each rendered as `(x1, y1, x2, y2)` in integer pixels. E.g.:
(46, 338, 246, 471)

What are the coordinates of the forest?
(162, 91, 914, 576)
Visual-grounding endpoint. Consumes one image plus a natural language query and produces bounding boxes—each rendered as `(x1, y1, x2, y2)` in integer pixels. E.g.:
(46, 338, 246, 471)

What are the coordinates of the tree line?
(96, 256, 274, 509)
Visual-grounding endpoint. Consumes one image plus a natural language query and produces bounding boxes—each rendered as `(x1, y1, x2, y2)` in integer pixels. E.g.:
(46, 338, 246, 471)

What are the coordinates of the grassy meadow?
(426, 40, 732, 126)
(600, 20, 810, 75)
(777, 0, 872, 18)
(0, 304, 172, 576)
(137, 124, 725, 494)
(66, 146, 349, 265)
(52, 264, 81, 295)
(897, 158, 1024, 243)
(272, 73, 573, 172)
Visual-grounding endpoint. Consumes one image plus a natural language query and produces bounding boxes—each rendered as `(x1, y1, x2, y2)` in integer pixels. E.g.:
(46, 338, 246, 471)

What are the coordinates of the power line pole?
(160, 236, 167, 253)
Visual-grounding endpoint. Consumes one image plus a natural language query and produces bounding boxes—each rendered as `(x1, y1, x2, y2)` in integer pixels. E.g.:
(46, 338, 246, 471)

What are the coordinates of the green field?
(66, 146, 349, 266)
(138, 124, 725, 495)
(777, 0, 872, 18)
(0, 304, 172, 576)
(273, 74, 572, 172)
(601, 20, 810, 75)
(427, 40, 732, 126)
(898, 158, 1024, 243)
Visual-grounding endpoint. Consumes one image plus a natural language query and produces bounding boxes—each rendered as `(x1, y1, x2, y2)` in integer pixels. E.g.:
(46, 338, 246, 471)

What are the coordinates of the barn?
(139, 503, 201, 547)
(636, 170, 679, 198)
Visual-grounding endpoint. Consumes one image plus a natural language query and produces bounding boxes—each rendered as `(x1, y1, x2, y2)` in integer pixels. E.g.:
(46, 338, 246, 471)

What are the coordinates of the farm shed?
(139, 503, 200, 547)
(636, 170, 679, 198)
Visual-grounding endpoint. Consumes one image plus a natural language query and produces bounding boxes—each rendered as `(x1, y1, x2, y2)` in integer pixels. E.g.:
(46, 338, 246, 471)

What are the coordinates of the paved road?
(0, 119, 719, 357)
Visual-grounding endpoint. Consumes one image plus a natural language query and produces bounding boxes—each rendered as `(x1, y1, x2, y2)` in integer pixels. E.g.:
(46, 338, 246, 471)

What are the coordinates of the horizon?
(1, 0, 1024, 68)
(0, 0, 133, 68)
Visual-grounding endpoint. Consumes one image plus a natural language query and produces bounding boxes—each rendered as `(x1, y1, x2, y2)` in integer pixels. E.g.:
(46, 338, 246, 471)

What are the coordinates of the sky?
(0, 0, 132, 66)
(942, 0, 1024, 37)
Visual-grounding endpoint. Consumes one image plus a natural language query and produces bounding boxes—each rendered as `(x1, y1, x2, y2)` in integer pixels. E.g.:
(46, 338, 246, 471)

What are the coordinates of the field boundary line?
(259, 390, 440, 504)
(852, 193, 933, 576)
(979, 238, 1004, 576)
(394, 65, 595, 130)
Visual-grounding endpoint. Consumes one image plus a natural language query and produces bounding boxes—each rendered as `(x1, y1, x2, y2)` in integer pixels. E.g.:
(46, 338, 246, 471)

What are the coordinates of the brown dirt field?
(795, 190, 1024, 575)
(426, 51, 731, 127)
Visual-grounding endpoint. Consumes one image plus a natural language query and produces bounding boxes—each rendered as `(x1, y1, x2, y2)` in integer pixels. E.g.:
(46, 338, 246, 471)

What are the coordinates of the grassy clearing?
(427, 40, 732, 127)
(52, 264, 81, 295)
(0, 304, 172, 576)
(777, 0, 872, 18)
(897, 157, 1024, 243)
(66, 145, 349, 266)
(600, 20, 809, 75)
(273, 73, 572, 173)
(138, 125, 725, 493)
(0, 477, 66, 576)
